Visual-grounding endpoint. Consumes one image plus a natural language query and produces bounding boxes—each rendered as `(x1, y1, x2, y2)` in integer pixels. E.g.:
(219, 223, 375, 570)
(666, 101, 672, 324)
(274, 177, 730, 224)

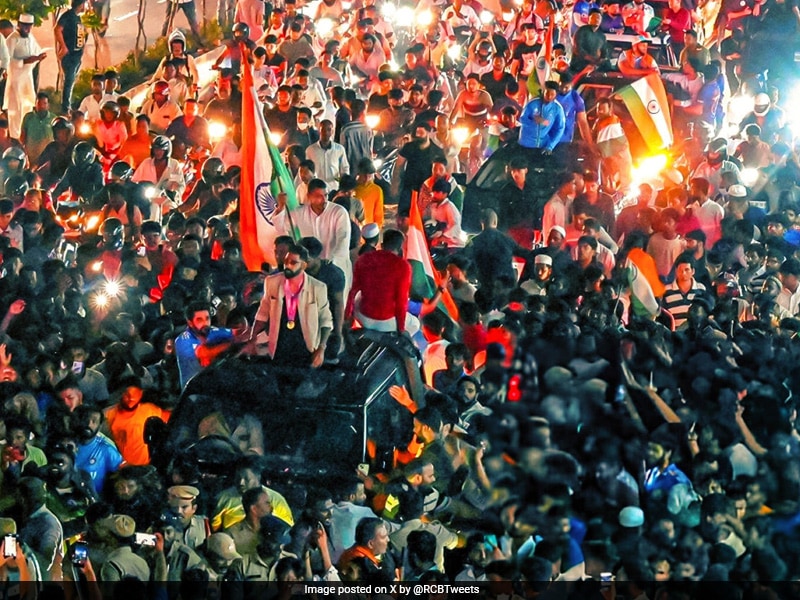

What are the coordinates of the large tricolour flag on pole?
(616, 72, 673, 152)
(407, 193, 459, 320)
(240, 55, 299, 271)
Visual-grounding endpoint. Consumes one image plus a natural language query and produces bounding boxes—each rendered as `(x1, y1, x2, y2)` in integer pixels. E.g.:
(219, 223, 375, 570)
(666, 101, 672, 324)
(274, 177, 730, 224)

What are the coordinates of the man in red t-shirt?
(346, 228, 411, 333)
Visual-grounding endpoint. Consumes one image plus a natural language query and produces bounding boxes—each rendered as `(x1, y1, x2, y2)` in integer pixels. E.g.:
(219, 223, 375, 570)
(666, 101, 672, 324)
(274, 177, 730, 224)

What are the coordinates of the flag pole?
(246, 37, 300, 244)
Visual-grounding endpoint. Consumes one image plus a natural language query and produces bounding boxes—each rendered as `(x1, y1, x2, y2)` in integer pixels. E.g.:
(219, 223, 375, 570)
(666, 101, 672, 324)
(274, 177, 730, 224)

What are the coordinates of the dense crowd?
(0, 0, 798, 596)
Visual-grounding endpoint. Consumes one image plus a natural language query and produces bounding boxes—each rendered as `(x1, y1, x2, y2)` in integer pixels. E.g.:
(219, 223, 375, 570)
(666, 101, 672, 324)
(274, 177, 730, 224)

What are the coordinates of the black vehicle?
(461, 141, 594, 233)
(146, 332, 425, 494)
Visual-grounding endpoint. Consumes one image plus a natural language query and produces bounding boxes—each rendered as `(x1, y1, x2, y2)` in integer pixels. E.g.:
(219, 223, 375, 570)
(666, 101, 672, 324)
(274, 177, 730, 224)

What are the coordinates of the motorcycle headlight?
(447, 45, 462, 60)
(104, 279, 121, 298)
(85, 214, 101, 231)
(416, 9, 433, 26)
(453, 126, 470, 146)
(316, 18, 335, 38)
(93, 292, 109, 309)
(208, 121, 228, 142)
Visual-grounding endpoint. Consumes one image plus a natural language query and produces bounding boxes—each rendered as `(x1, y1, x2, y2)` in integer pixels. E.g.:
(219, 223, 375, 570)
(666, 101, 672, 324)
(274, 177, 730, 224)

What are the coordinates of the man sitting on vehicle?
(618, 35, 660, 77)
(428, 179, 466, 250)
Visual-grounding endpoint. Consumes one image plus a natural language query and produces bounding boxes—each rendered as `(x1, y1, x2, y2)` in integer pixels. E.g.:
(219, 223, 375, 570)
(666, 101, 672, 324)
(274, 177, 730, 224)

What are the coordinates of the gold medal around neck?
(287, 321, 296, 330)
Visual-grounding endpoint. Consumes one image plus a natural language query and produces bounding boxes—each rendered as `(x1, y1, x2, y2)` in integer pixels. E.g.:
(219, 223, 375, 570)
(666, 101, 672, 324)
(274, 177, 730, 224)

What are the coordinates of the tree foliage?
(0, 0, 68, 25)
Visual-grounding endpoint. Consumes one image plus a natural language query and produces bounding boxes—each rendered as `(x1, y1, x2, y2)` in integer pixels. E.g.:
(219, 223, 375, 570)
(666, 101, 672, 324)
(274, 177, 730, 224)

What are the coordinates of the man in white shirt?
(429, 179, 465, 249)
(274, 178, 352, 291)
(78, 73, 105, 124)
(350, 34, 384, 84)
(777, 258, 800, 316)
(305, 120, 349, 190)
(139, 80, 183, 134)
(4, 15, 46, 140)
(442, 0, 481, 32)
(688, 177, 723, 248)
(132, 135, 187, 206)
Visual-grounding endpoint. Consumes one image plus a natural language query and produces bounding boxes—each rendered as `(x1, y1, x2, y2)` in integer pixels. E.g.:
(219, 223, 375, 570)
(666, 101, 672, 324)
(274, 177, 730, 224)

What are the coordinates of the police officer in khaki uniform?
(167, 485, 210, 551)
(99, 514, 151, 582)
(155, 512, 208, 582)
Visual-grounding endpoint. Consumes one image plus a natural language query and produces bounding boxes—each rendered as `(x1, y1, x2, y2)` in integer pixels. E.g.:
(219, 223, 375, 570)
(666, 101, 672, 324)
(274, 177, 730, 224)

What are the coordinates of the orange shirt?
(105, 403, 170, 465)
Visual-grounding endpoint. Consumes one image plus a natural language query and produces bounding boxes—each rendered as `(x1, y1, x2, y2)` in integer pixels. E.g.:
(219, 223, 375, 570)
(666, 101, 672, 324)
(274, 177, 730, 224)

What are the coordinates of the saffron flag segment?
(406, 194, 459, 320)
(616, 73, 673, 152)
(626, 247, 665, 318)
(240, 58, 299, 271)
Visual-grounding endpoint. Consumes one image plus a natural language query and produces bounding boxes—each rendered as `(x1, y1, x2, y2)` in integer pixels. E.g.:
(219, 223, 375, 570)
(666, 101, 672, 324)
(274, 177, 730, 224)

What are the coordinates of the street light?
(365, 114, 381, 129)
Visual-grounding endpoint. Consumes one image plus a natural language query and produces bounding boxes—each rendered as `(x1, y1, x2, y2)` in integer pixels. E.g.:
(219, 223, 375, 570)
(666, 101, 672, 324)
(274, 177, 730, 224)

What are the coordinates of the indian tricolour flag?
(616, 72, 673, 152)
(407, 193, 459, 320)
(240, 51, 299, 271)
(626, 248, 665, 318)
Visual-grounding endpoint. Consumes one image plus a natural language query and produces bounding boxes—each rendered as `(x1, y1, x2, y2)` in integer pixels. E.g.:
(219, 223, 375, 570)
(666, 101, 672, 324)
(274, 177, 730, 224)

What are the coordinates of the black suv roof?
(150, 333, 423, 482)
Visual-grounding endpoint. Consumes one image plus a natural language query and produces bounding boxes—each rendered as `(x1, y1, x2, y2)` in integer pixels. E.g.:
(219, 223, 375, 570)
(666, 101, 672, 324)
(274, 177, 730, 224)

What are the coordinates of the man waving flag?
(240, 49, 299, 271)
(616, 72, 673, 151)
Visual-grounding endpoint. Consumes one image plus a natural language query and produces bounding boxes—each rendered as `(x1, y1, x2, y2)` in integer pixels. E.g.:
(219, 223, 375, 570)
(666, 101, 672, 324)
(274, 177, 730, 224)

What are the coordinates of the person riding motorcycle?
(110, 160, 153, 220)
(131, 135, 187, 213)
(177, 156, 227, 216)
(0, 146, 28, 192)
(52, 141, 105, 207)
(690, 137, 742, 196)
(96, 216, 126, 280)
(37, 117, 77, 187)
(153, 30, 199, 89)
(212, 23, 255, 75)
(95, 101, 128, 166)
(3, 174, 29, 206)
(99, 182, 143, 241)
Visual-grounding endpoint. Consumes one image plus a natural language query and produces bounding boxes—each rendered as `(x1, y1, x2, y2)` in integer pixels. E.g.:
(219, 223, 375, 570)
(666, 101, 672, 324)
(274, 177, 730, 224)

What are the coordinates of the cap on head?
(168, 485, 200, 500)
(361, 223, 380, 240)
(619, 506, 644, 528)
(207, 533, 242, 560)
(727, 184, 748, 199)
(104, 514, 136, 538)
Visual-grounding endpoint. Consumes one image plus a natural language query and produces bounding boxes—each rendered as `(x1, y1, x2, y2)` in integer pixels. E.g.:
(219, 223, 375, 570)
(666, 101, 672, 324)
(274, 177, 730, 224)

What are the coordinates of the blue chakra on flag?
(255, 182, 277, 225)
(647, 99, 660, 115)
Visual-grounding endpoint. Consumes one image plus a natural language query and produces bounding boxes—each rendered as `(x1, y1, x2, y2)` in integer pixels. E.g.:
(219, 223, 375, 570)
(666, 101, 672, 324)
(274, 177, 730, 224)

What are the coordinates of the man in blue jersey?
(175, 301, 233, 389)
(519, 81, 565, 154)
(73, 404, 124, 495)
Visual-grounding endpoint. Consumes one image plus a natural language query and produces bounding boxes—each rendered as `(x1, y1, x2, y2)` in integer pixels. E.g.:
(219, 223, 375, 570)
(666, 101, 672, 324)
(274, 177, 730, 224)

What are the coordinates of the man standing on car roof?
(570, 8, 610, 74)
(518, 81, 565, 155)
(250, 243, 333, 368)
(175, 301, 234, 389)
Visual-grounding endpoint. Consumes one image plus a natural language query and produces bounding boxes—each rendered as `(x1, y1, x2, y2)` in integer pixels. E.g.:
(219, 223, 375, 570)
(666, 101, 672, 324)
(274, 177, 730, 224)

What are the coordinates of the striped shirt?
(661, 279, 706, 328)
